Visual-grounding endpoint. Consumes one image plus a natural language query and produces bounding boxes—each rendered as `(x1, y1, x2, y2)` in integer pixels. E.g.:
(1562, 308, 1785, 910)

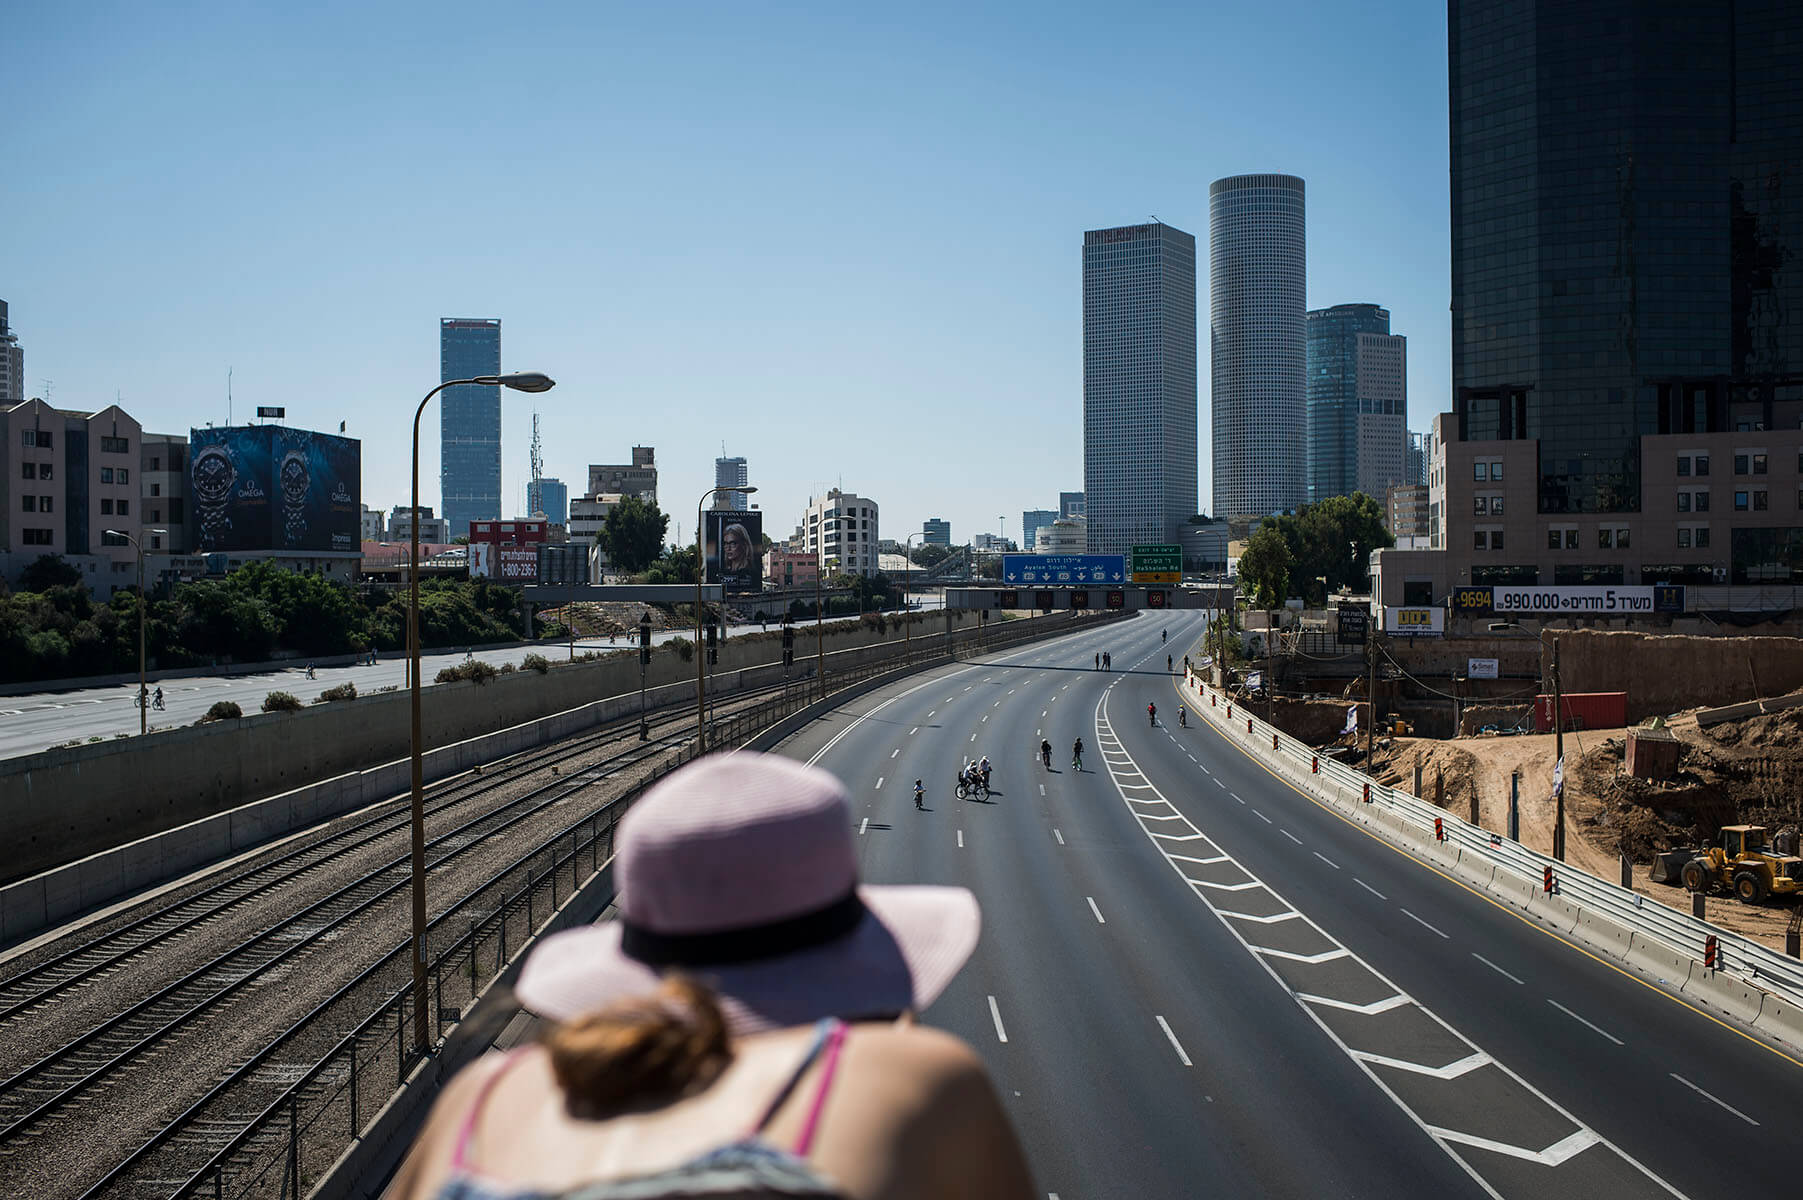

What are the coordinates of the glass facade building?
(1082, 222, 1198, 556)
(439, 318, 502, 536)
(528, 476, 568, 525)
(1210, 175, 1307, 520)
(1451, 1, 1803, 520)
(1021, 509, 1058, 554)
(1306, 304, 1408, 504)
(714, 456, 749, 509)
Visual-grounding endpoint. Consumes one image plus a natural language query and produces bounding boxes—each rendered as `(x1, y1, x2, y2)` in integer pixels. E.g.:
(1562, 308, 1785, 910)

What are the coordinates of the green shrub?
(668, 636, 694, 663)
(435, 659, 499, 685)
(521, 653, 551, 675)
(500, 662, 516, 674)
(262, 691, 303, 713)
(202, 700, 243, 722)
(318, 682, 357, 703)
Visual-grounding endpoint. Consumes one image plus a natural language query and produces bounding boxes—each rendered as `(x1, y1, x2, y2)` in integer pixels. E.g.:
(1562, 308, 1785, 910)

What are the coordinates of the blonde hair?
(542, 976, 732, 1116)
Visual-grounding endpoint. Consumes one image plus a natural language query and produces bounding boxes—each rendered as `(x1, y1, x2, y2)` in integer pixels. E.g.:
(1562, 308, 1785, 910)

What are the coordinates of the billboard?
(704, 509, 763, 595)
(1383, 607, 1445, 636)
(1452, 585, 1684, 616)
(191, 425, 360, 553)
(469, 544, 540, 582)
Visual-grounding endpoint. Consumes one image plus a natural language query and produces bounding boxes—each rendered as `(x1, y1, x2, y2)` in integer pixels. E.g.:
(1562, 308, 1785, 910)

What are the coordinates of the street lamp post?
(694, 485, 756, 753)
(408, 370, 553, 1053)
(105, 528, 166, 735)
(903, 531, 922, 665)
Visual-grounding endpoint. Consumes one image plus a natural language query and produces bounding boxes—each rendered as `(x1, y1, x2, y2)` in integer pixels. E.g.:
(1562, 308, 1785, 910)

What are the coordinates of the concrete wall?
(0, 607, 1042, 885)
(1554, 629, 1803, 722)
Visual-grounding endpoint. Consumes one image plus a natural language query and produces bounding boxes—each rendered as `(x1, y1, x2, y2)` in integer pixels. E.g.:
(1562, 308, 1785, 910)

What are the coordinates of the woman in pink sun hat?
(388, 752, 1034, 1200)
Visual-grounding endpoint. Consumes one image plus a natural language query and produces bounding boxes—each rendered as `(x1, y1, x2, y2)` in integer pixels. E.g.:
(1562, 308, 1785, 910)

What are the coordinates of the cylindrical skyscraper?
(1209, 174, 1306, 521)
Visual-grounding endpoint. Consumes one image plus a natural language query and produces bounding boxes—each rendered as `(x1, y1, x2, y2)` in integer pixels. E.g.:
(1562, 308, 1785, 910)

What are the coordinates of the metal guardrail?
(1184, 671, 1803, 1007)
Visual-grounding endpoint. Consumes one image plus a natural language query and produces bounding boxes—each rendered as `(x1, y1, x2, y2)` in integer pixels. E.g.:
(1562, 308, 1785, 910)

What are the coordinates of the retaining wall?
(0, 609, 992, 886)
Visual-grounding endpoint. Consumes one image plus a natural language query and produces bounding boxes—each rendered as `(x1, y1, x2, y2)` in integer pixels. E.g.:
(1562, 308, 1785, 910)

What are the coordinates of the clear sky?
(5, 0, 1449, 548)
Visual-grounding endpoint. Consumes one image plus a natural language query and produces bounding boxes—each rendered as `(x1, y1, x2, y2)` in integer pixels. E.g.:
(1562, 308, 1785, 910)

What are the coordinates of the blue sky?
(5, 0, 1449, 547)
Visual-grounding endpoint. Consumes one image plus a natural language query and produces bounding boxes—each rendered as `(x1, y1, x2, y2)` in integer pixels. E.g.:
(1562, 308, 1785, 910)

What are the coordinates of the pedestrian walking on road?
(1103, 652, 1112, 671)
(1094, 652, 1100, 670)
(387, 753, 1033, 1200)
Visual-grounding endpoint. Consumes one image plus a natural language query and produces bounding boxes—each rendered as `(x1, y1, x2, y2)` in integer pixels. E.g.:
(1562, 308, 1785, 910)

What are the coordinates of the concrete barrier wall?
(1556, 628, 1803, 721)
(1, 608, 1010, 885)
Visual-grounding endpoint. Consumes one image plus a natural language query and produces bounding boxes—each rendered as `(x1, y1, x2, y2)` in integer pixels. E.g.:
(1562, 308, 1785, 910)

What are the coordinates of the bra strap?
(452, 1048, 533, 1168)
(747, 1018, 839, 1138)
(791, 1021, 848, 1157)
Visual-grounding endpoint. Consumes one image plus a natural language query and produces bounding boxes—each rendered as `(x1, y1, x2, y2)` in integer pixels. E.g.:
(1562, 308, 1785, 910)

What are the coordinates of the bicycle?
(1071, 752, 1083, 771)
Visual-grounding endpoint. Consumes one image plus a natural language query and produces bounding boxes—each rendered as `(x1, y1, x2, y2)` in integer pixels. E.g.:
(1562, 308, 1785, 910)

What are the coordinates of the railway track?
(0, 677, 795, 1024)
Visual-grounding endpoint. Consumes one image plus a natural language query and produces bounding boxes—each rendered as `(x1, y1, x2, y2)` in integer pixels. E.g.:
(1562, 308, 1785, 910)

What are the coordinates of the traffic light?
(781, 617, 794, 668)
(706, 620, 719, 665)
(639, 614, 652, 665)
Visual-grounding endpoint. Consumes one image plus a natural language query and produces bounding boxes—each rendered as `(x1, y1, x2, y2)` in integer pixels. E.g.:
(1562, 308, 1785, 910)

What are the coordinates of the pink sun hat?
(516, 752, 980, 1034)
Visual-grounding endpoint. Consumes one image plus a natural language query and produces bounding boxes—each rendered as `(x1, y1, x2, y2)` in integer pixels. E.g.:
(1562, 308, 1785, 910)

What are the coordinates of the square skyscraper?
(1082, 222, 1198, 556)
(440, 318, 502, 536)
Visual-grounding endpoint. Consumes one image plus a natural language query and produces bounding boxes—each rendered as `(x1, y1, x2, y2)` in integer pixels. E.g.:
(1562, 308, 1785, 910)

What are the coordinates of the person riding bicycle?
(1147, 701, 1157, 726)
(1179, 706, 1187, 727)
(914, 779, 925, 810)
(1040, 739, 1052, 768)
(138, 684, 148, 708)
(1072, 737, 1084, 770)
(153, 686, 164, 710)
(978, 755, 991, 791)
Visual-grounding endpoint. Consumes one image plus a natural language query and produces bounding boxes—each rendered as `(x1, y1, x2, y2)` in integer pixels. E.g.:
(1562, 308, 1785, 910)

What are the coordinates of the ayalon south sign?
(1001, 554, 1126, 585)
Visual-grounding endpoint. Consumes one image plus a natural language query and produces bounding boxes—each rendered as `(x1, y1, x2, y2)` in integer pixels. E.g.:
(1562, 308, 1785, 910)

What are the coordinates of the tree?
(1260, 492, 1393, 604)
(1237, 526, 1293, 609)
(601, 497, 670, 573)
(909, 543, 953, 568)
(19, 555, 83, 594)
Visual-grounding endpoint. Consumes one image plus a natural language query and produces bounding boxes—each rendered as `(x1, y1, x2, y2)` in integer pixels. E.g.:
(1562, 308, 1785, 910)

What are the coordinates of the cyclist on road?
(914, 779, 925, 810)
(1179, 706, 1187, 728)
(153, 686, 164, 711)
(978, 755, 992, 792)
(1147, 701, 1157, 726)
(1072, 738, 1084, 771)
(138, 684, 148, 709)
(1040, 739, 1053, 769)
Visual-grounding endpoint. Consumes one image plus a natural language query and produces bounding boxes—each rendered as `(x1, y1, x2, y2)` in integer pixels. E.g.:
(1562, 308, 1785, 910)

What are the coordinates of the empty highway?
(776, 611, 1803, 1198)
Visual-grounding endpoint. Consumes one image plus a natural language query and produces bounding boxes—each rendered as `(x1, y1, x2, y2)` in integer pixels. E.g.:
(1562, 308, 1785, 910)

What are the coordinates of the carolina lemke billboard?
(705, 509, 763, 595)
(191, 425, 361, 553)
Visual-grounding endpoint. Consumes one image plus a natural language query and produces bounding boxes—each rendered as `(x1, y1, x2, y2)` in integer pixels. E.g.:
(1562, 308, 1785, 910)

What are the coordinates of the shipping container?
(1533, 691, 1627, 733)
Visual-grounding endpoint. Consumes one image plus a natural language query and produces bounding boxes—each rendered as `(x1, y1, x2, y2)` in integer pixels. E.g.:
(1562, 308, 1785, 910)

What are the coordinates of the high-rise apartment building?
(1082, 222, 1198, 556)
(1306, 304, 1408, 504)
(1210, 175, 1306, 521)
(1406, 432, 1427, 486)
(1059, 491, 1086, 519)
(588, 447, 657, 504)
(0, 301, 22, 404)
(1021, 509, 1058, 555)
(922, 517, 951, 546)
(802, 488, 879, 576)
(714, 455, 749, 508)
(528, 477, 568, 525)
(440, 318, 502, 536)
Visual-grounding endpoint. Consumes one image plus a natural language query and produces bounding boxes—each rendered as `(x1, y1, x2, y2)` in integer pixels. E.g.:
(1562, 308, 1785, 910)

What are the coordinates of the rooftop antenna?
(228, 367, 233, 426)
(40, 379, 52, 405)
(529, 411, 544, 512)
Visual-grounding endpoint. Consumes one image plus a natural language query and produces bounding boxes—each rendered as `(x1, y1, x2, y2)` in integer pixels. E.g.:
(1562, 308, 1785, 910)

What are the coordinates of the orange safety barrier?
(1311, 756, 1318, 773)
(1361, 782, 1371, 803)
(1434, 816, 1444, 841)
(1542, 865, 1555, 893)
(1271, 732, 1279, 751)
(1246, 718, 1253, 734)
(1704, 935, 1719, 969)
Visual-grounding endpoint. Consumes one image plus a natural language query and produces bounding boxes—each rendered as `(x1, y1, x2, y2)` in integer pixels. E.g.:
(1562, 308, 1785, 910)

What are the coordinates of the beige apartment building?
(1373, 412, 1803, 609)
(1, 399, 143, 590)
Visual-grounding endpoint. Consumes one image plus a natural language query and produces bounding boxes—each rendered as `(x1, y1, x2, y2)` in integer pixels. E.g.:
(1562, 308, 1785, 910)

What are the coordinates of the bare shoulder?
(848, 1022, 987, 1076)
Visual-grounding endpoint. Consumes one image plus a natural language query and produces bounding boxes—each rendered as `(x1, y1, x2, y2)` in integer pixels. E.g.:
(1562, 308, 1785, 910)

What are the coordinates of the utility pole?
(1551, 635, 1566, 862)
(1266, 609, 1276, 720)
(1364, 632, 1377, 768)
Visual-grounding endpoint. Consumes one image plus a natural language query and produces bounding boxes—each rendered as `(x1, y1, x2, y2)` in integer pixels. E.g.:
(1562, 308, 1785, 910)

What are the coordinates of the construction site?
(1231, 619, 1803, 953)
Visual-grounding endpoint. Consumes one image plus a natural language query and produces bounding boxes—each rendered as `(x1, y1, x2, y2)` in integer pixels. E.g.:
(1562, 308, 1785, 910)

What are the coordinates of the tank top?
(433, 1019, 849, 1200)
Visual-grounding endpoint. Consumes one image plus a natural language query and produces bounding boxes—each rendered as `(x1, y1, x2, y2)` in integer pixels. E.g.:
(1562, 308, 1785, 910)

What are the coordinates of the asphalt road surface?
(775, 612, 1803, 1198)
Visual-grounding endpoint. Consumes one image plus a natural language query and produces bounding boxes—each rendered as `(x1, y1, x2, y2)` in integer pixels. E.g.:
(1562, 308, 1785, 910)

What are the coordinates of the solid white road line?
(1549, 1000, 1624, 1046)
(1053, 828, 1065, 845)
(1400, 908, 1450, 939)
(1155, 1016, 1192, 1067)
(1280, 829, 1303, 845)
(1312, 851, 1340, 869)
(1087, 896, 1105, 924)
(1472, 954, 1524, 986)
(1669, 1073, 1758, 1125)
(1356, 878, 1388, 901)
(988, 995, 1009, 1043)
(858, 818, 869, 836)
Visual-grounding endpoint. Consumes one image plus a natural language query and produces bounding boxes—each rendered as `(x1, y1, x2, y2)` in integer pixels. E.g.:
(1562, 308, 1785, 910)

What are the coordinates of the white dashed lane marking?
(1087, 897, 1106, 924)
(1400, 908, 1450, 940)
(1356, 879, 1388, 901)
(1155, 1016, 1192, 1067)
(988, 995, 1009, 1043)
(1473, 954, 1523, 986)
(1549, 1000, 1623, 1046)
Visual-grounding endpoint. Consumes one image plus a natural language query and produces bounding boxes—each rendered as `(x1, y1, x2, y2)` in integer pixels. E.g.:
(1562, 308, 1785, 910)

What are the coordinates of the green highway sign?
(1130, 543, 1182, 583)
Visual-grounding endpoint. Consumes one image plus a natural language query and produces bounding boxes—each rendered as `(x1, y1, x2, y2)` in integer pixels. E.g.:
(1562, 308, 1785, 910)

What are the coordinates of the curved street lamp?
(407, 370, 555, 1052)
(104, 528, 167, 735)
(695, 485, 757, 752)
(903, 530, 923, 664)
